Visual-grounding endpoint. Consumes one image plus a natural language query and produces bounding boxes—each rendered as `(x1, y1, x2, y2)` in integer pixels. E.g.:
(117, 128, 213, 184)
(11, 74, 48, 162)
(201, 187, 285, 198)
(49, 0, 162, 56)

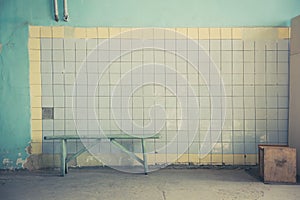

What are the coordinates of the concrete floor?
(0, 167, 300, 200)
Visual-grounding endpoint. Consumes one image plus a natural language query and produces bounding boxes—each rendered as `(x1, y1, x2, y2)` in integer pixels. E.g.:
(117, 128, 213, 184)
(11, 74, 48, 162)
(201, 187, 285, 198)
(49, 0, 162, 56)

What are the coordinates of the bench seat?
(44, 134, 160, 176)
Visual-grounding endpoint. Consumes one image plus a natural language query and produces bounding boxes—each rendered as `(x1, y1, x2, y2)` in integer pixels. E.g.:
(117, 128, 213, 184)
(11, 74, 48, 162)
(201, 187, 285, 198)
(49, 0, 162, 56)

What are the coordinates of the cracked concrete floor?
(1, 168, 300, 200)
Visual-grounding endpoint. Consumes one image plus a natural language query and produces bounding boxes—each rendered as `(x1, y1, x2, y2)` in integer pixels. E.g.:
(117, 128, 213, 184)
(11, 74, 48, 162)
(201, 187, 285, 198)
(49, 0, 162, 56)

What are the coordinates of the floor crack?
(156, 185, 167, 200)
(162, 190, 166, 200)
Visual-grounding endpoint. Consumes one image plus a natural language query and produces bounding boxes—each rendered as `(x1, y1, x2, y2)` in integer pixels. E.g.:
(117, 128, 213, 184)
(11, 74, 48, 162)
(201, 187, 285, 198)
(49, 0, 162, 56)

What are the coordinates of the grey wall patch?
(42, 107, 54, 119)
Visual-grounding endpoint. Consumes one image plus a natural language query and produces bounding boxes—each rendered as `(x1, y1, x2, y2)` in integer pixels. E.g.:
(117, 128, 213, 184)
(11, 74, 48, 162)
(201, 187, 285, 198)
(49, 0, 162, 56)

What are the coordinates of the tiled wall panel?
(29, 26, 289, 166)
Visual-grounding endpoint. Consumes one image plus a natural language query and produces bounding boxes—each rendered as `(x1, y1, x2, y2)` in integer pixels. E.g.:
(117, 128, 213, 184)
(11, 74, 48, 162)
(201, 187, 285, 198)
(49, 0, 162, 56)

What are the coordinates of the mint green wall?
(0, 0, 299, 169)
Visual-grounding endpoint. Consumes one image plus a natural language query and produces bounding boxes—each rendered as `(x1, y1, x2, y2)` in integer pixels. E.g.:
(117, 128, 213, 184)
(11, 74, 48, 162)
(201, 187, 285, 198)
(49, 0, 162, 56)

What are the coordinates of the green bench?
(44, 134, 160, 176)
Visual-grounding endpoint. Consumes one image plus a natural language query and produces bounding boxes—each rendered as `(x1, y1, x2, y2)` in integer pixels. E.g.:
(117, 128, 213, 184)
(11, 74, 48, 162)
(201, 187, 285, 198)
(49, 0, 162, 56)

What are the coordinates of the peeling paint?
(23, 154, 42, 170)
(23, 144, 39, 170)
(15, 152, 26, 167)
(2, 158, 11, 165)
(16, 157, 26, 167)
(2, 158, 13, 170)
(86, 156, 95, 163)
(26, 143, 32, 155)
(24, 154, 62, 170)
(0, 43, 2, 53)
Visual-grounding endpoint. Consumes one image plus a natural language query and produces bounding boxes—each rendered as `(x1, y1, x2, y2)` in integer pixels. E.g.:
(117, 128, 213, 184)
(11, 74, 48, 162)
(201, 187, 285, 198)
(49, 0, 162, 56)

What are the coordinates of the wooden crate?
(258, 145, 296, 183)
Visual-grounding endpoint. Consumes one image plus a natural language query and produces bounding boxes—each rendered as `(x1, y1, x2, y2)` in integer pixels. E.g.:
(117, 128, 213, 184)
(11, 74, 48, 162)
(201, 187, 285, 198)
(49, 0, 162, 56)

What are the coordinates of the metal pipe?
(53, 0, 59, 22)
(63, 0, 69, 22)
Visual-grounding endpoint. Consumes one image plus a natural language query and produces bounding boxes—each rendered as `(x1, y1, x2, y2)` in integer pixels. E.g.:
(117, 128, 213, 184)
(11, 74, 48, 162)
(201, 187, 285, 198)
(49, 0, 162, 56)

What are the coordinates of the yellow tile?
(141, 28, 154, 39)
(188, 154, 200, 163)
(176, 154, 189, 163)
(29, 50, 40, 62)
(245, 154, 257, 165)
(31, 131, 42, 142)
(30, 73, 41, 86)
(232, 28, 242, 39)
(30, 73, 41, 85)
(74, 27, 86, 38)
(86, 28, 97, 38)
(31, 108, 42, 120)
(233, 154, 245, 165)
(29, 26, 41, 38)
(129, 28, 141, 39)
(146, 154, 156, 165)
(40, 26, 52, 38)
(40, 155, 61, 168)
(176, 28, 188, 37)
(77, 152, 103, 166)
(198, 28, 209, 39)
(64, 27, 75, 38)
(131, 158, 142, 166)
(243, 28, 279, 41)
(155, 154, 167, 164)
(98, 27, 109, 38)
(30, 142, 42, 154)
(31, 96, 41, 108)
(31, 120, 42, 131)
(199, 154, 211, 164)
(223, 154, 234, 164)
(187, 28, 198, 40)
(120, 28, 132, 39)
(165, 28, 176, 39)
(120, 27, 131, 34)
(166, 153, 179, 163)
(153, 28, 165, 39)
(278, 27, 290, 39)
(121, 27, 131, 33)
(211, 154, 223, 164)
(28, 38, 40, 49)
(30, 69, 41, 82)
(109, 27, 121, 38)
(221, 28, 232, 39)
(52, 26, 64, 38)
(30, 61, 41, 74)
(210, 28, 221, 39)
(30, 85, 41, 97)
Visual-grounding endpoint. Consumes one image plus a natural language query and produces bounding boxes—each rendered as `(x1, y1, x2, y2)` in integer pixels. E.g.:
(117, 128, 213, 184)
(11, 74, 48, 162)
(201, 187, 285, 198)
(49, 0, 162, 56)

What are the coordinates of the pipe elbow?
(64, 14, 69, 22)
(54, 14, 59, 22)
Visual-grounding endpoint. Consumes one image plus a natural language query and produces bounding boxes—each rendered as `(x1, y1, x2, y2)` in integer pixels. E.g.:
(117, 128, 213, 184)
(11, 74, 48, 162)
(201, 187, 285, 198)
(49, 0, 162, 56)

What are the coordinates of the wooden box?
(258, 145, 296, 183)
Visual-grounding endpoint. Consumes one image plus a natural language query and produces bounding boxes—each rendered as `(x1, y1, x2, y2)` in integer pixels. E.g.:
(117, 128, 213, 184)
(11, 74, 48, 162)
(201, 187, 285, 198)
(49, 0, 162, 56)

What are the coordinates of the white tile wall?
(40, 29, 289, 165)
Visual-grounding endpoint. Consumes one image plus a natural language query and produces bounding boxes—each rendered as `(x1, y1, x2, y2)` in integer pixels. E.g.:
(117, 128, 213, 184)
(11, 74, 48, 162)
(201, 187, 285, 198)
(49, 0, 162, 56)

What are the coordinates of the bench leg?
(61, 139, 67, 176)
(65, 161, 68, 174)
(141, 139, 148, 175)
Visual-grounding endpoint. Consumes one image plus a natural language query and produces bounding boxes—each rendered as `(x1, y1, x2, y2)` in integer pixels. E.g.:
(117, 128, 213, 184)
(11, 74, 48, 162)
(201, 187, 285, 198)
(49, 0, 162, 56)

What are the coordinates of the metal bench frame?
(44, 134, 160, 176)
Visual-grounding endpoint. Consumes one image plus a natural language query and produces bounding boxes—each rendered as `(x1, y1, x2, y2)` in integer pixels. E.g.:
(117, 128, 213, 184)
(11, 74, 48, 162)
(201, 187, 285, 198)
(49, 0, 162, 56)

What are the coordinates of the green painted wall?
(0, 0, 299, 169)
